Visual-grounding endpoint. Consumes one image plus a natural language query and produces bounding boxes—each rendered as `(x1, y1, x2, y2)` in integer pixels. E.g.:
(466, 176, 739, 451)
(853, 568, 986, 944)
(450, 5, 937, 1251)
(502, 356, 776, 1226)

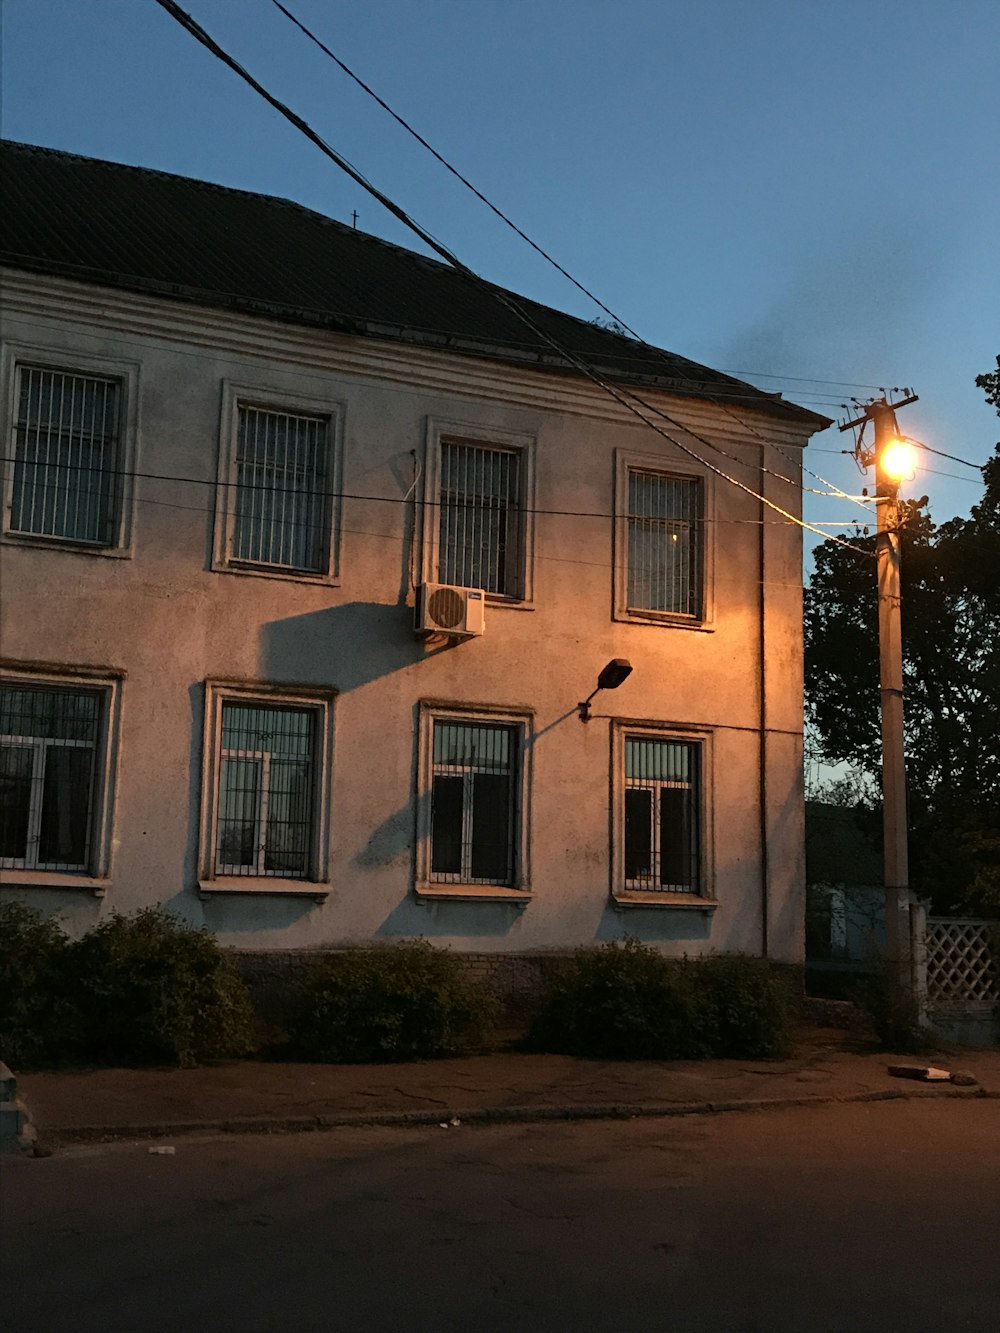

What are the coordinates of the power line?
(265, 0, 872, 519)
(152, 0, 872, 558)
(0, 453, 870, 528)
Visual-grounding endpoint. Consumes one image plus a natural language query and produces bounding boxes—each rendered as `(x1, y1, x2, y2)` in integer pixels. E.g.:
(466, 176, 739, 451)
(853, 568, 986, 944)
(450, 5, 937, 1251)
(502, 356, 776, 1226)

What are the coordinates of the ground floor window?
(201, 683, 334, 890)
(622, 734, 701, 893)
(418, 705, 530, 893)
(0, 668, 120, 886)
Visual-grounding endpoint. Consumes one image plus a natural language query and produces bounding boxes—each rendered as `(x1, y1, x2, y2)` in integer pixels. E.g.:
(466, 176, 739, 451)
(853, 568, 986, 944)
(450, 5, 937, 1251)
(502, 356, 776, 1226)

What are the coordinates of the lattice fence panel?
(926, 918, 999, 1009)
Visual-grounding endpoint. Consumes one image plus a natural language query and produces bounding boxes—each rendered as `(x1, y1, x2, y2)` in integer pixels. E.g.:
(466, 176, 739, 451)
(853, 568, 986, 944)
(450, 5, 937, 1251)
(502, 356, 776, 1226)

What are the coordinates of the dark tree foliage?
(805, 364, 1000, 914)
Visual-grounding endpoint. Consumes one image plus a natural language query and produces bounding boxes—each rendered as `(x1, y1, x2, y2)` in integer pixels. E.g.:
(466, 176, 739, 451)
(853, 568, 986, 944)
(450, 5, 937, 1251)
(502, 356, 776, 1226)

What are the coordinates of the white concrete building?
(0, 141, 830, 966)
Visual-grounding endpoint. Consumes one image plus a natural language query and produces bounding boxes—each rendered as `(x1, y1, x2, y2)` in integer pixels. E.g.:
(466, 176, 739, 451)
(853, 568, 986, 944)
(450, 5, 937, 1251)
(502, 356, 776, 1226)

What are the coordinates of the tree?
(804, 365, 1000, 914)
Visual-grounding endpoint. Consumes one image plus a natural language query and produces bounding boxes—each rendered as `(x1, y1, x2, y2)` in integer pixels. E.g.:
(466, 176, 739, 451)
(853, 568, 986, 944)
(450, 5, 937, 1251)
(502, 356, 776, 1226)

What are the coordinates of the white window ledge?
(416, 884, 532, 906)
(0, 870, 109, 896)
(612, 892, 718, 911)
(198, 878, 329, 902)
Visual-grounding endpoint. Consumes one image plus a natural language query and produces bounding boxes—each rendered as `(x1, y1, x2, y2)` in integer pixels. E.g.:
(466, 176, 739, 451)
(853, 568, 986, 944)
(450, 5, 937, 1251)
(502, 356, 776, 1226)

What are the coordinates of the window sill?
(198, 878, 329, 902)
(416, 883, 533, 905)
(614, 609, 715, 632)
(612, 892, 718, 911)
(0, 532, 130, 559)
(211, 561, 340, 588)
(0, 869, 109, 896)
(485, 596, 535, 612)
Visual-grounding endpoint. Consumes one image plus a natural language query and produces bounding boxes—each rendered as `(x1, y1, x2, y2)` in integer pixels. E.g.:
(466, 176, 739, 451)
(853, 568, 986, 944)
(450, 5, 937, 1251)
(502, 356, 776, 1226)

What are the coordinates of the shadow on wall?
(595, 905, 714, 944)
(259, 602, 462, 693)
(377, 895, 526, 940)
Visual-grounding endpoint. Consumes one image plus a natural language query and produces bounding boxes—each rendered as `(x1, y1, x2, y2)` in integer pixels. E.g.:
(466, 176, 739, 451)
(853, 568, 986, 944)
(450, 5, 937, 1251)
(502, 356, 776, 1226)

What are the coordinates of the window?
(627, 471, 701, 616)
(439, 441, 521, 595)
(614, 453, 711, 626)
(422, 420, 535, 603)
(200, 683, 334, 894)
(6, 364, 124, 547)
(0, 670, 121, 889)
(214, 385, 343, 582)
(623, 736, 700, 892)
(417, 705, 531, 897)
(612, 726, 714, 907)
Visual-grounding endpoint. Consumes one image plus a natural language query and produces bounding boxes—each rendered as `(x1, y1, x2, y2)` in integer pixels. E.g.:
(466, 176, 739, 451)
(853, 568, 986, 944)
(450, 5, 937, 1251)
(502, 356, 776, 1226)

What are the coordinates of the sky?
(3, 0, 998, 551)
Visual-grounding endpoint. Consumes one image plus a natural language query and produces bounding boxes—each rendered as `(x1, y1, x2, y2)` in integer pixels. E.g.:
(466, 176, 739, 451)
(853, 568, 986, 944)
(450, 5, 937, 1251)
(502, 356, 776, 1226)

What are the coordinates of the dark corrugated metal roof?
(1, 140, 828, 427)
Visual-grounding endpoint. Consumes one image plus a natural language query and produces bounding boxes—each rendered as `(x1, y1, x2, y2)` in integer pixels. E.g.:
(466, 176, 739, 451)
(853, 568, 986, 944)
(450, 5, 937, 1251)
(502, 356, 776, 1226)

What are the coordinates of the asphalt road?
(3, 1100, 998, 1333)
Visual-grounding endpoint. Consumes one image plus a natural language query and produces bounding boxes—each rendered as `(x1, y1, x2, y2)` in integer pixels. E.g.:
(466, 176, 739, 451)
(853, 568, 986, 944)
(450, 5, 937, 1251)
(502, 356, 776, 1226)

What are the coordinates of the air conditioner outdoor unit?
(416, 583, 486, 637)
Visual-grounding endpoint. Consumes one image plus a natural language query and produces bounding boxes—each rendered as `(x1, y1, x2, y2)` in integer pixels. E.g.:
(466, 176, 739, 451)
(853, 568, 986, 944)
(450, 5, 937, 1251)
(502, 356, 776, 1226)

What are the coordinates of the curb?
(34, 1085, 998, 1149)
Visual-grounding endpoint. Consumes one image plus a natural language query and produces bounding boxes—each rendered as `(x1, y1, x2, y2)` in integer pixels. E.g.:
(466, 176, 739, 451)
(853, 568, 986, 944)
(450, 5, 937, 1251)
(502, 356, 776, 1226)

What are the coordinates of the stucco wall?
(0, 272, 812, 960)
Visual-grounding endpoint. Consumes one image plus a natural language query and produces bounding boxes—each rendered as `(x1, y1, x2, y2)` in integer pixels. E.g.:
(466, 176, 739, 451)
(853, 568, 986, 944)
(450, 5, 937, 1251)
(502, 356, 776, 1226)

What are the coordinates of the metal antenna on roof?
(351, 210, 358, 228)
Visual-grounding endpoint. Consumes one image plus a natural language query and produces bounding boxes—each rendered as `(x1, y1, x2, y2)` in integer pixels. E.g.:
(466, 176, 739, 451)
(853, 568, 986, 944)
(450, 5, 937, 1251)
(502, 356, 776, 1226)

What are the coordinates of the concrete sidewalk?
(14, 1026, 1000, 1149)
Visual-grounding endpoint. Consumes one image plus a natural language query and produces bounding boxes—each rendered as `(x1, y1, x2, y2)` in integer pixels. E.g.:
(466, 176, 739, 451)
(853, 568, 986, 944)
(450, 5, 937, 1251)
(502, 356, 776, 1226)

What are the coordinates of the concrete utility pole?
(839, 393, 920, 984)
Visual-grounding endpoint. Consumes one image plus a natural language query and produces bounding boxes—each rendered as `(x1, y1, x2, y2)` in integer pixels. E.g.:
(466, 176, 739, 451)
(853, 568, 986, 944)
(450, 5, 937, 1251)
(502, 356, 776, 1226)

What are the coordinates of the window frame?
(613, 449, 714, 629)
(610, 721, 716, 910)
(420, 418, 536, 607)
(198, 680, 336, 898)
(0, 663, 123, 894)
(415, 701, 533, 902)
(1, 344, 140, 557)
(212, 381, 344, 585)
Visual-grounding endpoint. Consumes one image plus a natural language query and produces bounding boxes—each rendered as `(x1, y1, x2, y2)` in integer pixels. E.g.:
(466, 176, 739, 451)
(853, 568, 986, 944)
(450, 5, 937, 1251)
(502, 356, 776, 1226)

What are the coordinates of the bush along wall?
(284, 940, 498, 1063)
(0, 900, 71, 1068)
(0, 903, 257, 1069)
(528, 939, 794, 1061)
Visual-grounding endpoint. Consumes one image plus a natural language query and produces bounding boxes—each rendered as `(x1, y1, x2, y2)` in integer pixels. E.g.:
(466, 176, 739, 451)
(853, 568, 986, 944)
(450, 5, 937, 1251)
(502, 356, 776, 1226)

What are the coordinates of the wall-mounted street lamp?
(578, 658, 633, 722)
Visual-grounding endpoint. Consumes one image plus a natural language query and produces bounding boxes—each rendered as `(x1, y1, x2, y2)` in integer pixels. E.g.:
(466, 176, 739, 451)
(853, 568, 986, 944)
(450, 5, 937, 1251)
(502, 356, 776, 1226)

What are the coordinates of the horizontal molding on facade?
(2, 269, 814, 454)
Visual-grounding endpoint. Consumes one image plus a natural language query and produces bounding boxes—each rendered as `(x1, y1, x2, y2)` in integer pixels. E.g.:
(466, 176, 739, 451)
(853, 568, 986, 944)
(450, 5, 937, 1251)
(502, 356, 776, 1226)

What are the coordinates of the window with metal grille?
(438, 440, 521, 596)
(9, 366, 121, 545)
(627, 470, 702, 617)
(215, 702, 315, 878)
(232, 406, 329, 571)
(623, 736, 700, 892)
(430, 720, 518, 885)
(0, 685, 100, 872)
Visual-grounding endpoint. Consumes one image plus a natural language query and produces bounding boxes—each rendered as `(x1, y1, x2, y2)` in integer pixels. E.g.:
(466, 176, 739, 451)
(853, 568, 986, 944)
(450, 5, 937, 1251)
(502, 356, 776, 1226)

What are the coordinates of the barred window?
(0, 685, 101, 872)
(623, 736, 700, 892)
(626, 470, 702, 617)
(215, 702, 315, 879)
(430, 720, 518, 885)
(232, 406, 330, 572)
(9, 366, 121, 545)
(438, 441, 521, 596)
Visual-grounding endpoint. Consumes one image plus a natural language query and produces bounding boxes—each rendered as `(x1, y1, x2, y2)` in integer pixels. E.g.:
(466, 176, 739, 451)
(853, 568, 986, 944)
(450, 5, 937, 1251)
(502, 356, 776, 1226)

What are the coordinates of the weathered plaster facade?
(1, 268, 814, 962)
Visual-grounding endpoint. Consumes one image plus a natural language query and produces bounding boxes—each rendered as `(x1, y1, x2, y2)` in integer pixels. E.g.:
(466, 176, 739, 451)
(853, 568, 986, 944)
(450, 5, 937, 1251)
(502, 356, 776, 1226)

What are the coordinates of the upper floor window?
(627, 470, 702, 616)
(214, 384, 343, 584)
(422, 420, 535, 604)
(614, 452, 711, 627)
(8, 365, 121, 546)
(439, 440, 521, 596)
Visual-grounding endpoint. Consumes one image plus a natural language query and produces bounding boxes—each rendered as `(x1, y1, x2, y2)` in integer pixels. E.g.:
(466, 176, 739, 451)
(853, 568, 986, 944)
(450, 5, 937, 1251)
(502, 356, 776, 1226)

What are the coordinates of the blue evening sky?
(3, 0, 997, 550)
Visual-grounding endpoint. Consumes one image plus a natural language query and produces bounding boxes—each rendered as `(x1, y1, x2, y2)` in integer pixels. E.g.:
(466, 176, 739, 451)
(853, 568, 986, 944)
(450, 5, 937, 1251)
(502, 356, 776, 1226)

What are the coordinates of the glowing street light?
(880, 437, 918, 483)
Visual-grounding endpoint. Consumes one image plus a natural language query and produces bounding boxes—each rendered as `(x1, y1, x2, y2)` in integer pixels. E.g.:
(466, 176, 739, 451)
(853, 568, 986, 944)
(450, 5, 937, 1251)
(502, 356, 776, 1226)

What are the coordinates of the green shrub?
(0, 900, 69, 1068)
(529, 941, 794, 1061)
(528, 939, 715, 1060)
(286, 941, 497, 1062)
(693, 953, 794, 1059)
(65, 908, 256, 1067)
(853, 961, 927, 1053)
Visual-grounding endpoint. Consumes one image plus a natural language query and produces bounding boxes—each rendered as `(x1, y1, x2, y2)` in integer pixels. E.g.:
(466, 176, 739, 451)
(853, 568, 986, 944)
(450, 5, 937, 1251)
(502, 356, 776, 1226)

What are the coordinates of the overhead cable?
(151, 0, 871, 557)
